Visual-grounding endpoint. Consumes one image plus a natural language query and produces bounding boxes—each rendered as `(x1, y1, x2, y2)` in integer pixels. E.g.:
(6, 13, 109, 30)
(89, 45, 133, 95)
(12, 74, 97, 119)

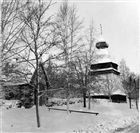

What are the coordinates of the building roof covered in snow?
(94, 34, 117, 64)
(112, 90, 126, 95)
(90, 32, 120, 75)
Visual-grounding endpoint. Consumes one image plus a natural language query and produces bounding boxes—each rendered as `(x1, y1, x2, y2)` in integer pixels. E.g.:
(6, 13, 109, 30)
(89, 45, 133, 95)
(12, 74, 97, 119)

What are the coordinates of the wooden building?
(89, 31, 126, 102)
(2, 62, 50, 107)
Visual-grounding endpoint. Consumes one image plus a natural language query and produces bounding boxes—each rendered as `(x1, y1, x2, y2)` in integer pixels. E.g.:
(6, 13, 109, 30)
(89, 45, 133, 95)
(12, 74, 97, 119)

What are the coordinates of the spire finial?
(100, 24, 102, 35)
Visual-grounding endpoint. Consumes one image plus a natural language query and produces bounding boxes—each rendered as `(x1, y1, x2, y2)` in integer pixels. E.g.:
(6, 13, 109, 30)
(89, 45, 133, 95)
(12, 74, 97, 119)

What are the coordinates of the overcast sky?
(48, 0, 139, 74)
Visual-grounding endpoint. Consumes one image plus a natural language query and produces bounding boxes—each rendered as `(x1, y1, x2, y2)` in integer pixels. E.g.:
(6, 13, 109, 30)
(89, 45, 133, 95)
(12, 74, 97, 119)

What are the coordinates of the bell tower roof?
(90, 25, 120, 75)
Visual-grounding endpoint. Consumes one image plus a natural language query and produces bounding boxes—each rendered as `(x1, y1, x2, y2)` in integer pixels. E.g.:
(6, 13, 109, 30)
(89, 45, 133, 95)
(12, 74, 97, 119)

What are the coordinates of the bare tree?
(86, 20, 97, 109)
(123, 73, 138, 109)
(119, 59, 139, 109)
(73, 52, 89, 108)
(73, 50, 98, 108)
(124, 76, 133, 109)
(73, 19, 97, 109)
(11, 0, 57, 127)
(54, 0, 83, 113)
(119, 59, 133, 109)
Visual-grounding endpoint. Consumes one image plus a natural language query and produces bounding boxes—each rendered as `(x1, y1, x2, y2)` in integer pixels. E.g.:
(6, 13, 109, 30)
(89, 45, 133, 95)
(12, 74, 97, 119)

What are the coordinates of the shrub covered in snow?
(45, 98, 83, 107)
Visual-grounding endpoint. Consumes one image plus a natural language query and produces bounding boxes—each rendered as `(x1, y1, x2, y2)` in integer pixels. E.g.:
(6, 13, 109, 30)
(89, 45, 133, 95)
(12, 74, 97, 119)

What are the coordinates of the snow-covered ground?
(1, 99, 139, 132)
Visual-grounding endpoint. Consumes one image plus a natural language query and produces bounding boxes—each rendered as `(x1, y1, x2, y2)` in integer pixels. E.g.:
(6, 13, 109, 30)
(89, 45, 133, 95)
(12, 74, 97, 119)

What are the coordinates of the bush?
(20, 96, 34, 108)
(24, 102, 33, 109)
(16, 100, 22, 108)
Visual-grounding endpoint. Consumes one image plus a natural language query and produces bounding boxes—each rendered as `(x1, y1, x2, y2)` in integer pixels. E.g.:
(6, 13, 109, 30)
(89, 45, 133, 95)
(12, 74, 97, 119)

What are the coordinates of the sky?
(47, 0, 139, 74)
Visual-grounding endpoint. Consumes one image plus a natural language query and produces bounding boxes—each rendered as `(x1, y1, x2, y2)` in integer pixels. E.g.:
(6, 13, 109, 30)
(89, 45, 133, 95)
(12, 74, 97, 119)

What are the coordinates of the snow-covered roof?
(93, 93, 105, 95)
(112, 90, 126, 95)
(93, 34, 118, 65)
(2, 82, 29, 87)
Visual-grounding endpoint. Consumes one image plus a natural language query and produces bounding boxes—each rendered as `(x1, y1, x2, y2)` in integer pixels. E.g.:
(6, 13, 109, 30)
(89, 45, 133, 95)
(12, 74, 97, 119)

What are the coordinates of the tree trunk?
(83, 67, 88, 108)
(135, 81, 138, 110)
(66, 88, 69, 114)
(109, 95, 112, 102)
(129, 77, 132, 109)
(35, 89, 41, 127)
(135, 91, 138, 110)
(39, 96, 43, 106)
(35, 55, 41, 127)
(88, 91, 90, 109)
(83, 87, 86, 108)
(129, 95, 131, 109)
(136, 97, 138, 110)
(34, 89, 36, 105)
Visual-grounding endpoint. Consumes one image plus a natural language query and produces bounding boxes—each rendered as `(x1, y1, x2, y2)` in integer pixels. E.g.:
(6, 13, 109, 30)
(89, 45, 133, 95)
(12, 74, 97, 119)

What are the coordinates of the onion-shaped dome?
(96, 35, 108, 49)
(96, 42, 109, 49)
